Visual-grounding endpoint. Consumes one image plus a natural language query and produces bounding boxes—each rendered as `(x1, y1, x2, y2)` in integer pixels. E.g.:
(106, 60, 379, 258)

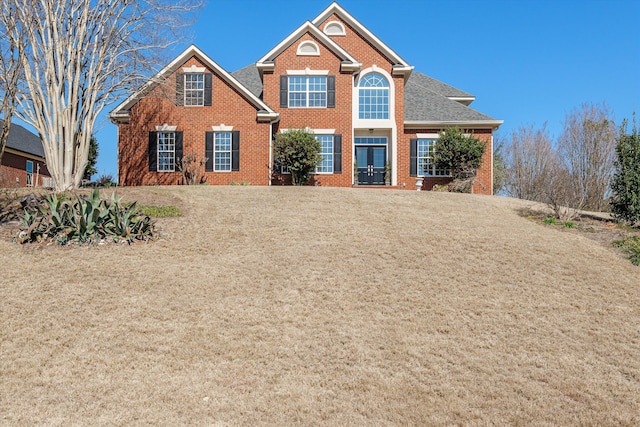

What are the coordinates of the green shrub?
(563, 221, 576, 229)
(17, 189, 156, 245)
(139, 205, 182, 218)
(610, 116, 640, 224)
(273, 129, 321, 185)
(543, 217, 557, 225)
(613, 236, 640, 266)
(431, 184, 449, 192)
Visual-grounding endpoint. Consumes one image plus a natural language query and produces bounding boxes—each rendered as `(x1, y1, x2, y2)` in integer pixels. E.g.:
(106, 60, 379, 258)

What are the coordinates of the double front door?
(356, 146, 386, 185)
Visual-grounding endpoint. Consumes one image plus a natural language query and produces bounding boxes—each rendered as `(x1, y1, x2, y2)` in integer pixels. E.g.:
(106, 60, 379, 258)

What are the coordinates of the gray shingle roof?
(0, 120, 45, 158)
(406, 71, 473, 99)
(405, 72, 498, 123)
(231, 64, 263, 99)
(230, 65, 499, 123)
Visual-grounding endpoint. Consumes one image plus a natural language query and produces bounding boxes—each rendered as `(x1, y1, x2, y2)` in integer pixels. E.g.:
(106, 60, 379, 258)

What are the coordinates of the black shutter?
(410, 138, 417, 176)
(174, 132, 183, 167)
(333, 134, 342, 173)
(231, 131, 240, 171)
(204, 73, 212, 106)
(205, 132, 214, 171)
(280, 75, 288, 108)
(327, 75, 336, 108)
(176, 73, 184, 106)
(148, 131, 157, 172)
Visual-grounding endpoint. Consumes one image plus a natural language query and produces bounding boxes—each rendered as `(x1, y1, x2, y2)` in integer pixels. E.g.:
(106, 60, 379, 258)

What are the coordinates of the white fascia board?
(312, 2, 411, 68)
(257, 111, 280, 122)
(449, 96, 476, 105)
(404, 120, 504, 130)
(256, 21, 358, 67)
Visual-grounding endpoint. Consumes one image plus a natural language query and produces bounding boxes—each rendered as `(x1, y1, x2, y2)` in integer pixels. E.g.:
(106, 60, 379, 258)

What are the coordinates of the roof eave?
(404, 120, 504, 130)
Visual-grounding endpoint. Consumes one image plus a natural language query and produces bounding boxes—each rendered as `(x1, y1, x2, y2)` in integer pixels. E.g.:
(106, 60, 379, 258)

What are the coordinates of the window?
(358, 73, 389, 119)
(26, 160, 33, 186)
(297, 40, 320, 56)
(288, 76, 327, 108)
(184, 73, 204, 106)
(324, 21, 346, 36)
(157, 132, 176, 172)
(205, 130, 239, 172)
(214, 132, 232, 171)
(417, 139, 450, 177)
(315, 135, 333, 174)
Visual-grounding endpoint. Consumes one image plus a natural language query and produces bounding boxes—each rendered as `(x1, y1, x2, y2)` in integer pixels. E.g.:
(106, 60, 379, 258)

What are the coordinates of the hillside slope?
(1, 187, 639, 425)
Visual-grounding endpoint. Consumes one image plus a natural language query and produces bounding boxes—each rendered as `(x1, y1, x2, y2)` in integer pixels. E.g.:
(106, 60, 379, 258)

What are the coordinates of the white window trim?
(416, 137, 451, 177)
(296, 40, 320, 56)
(314, 134, 334, 175)
(280, 128, 335, 135)
(323, 20, 346, 36)
(156, 124, 177, 132)
(286, 68, 329, 76)
(26, 160, 34, 187)
(287, 75, 328, 108)
(182, 65, 206, 73)
(352, 65, 395, 128)
(212, 124, 233, 132)
(184, 73, 205, 107)
(157, 131, 176, 173)
(213, 131, 232, 172)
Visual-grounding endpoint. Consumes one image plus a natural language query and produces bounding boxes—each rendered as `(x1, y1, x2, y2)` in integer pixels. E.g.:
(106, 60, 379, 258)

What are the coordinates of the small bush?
(17, 189, 156, 245)
(431, 184, 449, 192)
(563, 221, 576, 229)
(139, 205, 182, 218)
(96, 174, 116, 187)
(543, 217, 557, 225)
(613, 236, 640, 266)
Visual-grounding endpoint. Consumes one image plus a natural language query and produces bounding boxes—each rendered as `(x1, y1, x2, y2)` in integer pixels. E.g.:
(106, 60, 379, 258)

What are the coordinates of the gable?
(256, 21, 361, 74)
(110, 45, 277, 124)
(312, 3, 413, 78)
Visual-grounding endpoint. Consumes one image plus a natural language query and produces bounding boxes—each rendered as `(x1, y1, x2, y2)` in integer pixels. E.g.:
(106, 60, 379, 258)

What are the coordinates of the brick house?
(0, 120, 51, 188)
(110, 2, 502, 192)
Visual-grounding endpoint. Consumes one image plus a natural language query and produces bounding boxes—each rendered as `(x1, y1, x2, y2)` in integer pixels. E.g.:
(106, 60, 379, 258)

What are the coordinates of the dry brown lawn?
(1, 186, 639, 425)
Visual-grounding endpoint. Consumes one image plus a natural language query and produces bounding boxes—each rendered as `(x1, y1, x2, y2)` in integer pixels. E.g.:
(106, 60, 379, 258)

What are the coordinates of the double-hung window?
(417, 139, 450, 177)
(289, 76, 327, 108)
(358, 73, 389, 119)
(315, 135, 333, 174)
(157, 132, 176, 172)
(184, 73, 205, 106)
(214, 132, 232, 171)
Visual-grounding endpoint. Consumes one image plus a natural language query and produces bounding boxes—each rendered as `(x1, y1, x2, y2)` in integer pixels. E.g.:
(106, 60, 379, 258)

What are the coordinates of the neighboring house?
(110, 2, 502, 193)
(0, 120, 51, 188)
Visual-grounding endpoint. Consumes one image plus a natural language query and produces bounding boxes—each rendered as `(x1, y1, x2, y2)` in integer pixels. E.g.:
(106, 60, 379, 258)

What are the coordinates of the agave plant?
(17, 189, 157, 245)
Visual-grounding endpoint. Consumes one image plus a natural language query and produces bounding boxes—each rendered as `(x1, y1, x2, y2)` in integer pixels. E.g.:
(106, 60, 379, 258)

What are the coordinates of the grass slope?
(1, 186, 639, 425)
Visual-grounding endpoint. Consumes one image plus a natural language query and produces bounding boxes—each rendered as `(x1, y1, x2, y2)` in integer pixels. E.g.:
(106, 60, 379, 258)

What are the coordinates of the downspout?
(268, 117, 279, 186)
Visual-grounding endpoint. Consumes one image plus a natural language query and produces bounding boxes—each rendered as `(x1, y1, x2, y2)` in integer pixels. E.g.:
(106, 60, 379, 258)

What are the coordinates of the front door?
(356, 146, 386, 185)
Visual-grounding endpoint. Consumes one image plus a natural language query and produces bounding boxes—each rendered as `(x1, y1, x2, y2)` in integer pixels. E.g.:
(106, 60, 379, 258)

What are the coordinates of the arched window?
(358, 73, 389, 119)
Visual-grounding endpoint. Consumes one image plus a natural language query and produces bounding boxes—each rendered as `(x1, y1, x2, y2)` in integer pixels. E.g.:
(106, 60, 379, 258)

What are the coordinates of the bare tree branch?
(1, 0, 203, 191)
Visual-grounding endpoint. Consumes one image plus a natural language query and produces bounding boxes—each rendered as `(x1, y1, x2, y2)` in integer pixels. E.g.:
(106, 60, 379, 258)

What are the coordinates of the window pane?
(315, 135, 333, 173)
(157, 132, 175, 172)
(358, 73, 389, 119)
(289, 76, 327, 108)
(214, 132, 232, 171)
(184, 74, 204, 106)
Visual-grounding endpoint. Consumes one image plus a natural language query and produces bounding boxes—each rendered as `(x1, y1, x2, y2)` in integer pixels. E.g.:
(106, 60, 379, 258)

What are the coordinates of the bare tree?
(0, 0, 202, 192)
(504, 123, 556, 201)
(558, 102, 618, 212)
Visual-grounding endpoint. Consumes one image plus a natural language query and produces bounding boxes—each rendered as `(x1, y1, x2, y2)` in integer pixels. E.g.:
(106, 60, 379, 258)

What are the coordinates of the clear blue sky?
(93, 0, 639, 179)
